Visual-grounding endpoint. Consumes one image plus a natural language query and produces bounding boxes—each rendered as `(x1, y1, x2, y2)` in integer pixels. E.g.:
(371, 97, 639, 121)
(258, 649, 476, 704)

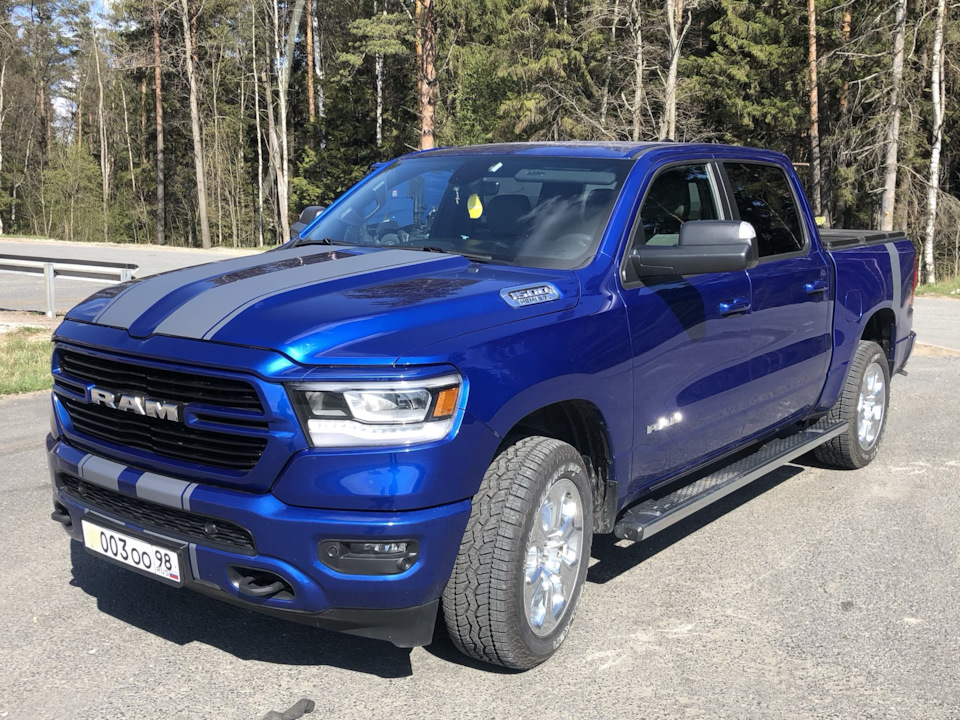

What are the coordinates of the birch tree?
(922, 0, 946, 284)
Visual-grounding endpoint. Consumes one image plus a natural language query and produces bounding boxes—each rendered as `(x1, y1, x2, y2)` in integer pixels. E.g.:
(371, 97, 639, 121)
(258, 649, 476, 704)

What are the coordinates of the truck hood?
(66, 246, 580, 364)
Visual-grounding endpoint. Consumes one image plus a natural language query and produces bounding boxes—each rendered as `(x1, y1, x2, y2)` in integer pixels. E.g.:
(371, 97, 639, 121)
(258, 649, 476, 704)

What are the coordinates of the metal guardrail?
(0, 254, 138, 318)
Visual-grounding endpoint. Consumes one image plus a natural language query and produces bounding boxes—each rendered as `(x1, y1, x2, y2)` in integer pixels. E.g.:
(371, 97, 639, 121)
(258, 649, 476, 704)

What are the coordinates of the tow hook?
(51, 504, 72, 530)
(229, 566, 294, 599)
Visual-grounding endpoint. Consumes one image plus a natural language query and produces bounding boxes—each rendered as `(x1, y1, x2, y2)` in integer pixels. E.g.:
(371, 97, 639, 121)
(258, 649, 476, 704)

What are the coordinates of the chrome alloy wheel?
(857, 360, 886, 451)
(523, 477, 585, 637)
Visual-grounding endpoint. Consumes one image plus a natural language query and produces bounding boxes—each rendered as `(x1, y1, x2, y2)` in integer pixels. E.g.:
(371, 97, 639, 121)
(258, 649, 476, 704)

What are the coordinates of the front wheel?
(442, 436, 593, 670)
(815, 340, 891, 469)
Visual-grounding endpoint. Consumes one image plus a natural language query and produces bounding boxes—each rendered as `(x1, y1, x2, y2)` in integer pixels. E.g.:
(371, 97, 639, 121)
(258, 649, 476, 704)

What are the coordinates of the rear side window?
(724, 163, 804, 257)
(636, 164, 719, 247)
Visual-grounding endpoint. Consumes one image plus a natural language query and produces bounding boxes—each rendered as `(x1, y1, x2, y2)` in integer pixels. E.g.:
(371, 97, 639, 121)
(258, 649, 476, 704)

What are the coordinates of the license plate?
(82, 520, 183, 585)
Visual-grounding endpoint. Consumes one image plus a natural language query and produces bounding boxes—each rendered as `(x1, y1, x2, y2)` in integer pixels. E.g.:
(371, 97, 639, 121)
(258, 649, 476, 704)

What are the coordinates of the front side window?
(724, 163, 804, 257)
(634, 164, 720, 247)
(301, 155, 632, 270)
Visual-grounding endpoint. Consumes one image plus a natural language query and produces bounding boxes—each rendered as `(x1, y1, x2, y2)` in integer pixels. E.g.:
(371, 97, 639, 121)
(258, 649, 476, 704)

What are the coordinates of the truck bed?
(819, 228, 907, 250)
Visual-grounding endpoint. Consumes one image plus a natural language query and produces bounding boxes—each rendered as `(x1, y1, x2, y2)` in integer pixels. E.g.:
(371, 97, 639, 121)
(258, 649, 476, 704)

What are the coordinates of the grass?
(0, 327, 52, 395)
(916, 276, 960, 297)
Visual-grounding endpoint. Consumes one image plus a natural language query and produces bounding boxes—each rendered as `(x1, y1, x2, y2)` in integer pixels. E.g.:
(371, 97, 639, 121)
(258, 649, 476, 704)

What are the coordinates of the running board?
(614, 419, 848, 543)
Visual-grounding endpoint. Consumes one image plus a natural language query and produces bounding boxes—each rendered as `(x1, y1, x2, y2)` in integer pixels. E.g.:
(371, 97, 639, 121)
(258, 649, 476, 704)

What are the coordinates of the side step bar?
(614, 419, 848, 543)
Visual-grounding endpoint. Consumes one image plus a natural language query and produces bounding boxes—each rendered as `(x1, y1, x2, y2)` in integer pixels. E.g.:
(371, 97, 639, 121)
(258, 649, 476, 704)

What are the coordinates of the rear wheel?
(815, 340, 890, 469)
(442, 436, 593, 670)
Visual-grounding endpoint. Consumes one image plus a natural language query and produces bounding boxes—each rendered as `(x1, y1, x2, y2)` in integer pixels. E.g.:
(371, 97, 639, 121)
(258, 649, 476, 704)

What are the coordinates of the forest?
(1, 0, 957, 282)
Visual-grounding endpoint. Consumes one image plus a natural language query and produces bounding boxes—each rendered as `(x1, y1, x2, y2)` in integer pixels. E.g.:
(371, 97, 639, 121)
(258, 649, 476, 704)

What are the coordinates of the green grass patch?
(916, 276, 960, 297)
(0, 327, 52, 395)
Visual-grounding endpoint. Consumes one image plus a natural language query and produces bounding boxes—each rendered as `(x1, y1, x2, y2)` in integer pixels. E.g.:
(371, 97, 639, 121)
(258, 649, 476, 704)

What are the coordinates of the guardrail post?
(120, 268, 132, 283)
(43, 262, 56, 319)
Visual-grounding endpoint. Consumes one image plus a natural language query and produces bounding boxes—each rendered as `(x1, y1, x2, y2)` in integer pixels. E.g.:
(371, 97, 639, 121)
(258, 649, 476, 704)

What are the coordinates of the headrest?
(486, 195, 532, 235)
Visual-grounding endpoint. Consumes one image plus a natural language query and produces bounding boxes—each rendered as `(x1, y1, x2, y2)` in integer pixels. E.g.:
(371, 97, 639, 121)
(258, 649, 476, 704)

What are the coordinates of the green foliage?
(0, 328, 52, 396)
(0, 0, 954, 281)
(689, 0, 807, 153)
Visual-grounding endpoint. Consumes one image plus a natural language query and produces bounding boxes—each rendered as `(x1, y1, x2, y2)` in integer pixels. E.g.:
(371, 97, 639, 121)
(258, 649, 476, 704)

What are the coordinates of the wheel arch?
(861, 307, 897, 370)
(498, 400, 617, 534)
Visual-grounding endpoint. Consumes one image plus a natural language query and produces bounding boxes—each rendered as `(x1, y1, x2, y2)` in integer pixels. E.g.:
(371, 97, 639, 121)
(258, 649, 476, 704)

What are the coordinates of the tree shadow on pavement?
(68, 543, 413, 678)
(588, 464, 804, 584)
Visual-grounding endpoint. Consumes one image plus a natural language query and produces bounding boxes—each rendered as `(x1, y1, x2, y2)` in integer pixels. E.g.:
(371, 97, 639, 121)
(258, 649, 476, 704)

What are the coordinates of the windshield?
(300, 154, 632, 269)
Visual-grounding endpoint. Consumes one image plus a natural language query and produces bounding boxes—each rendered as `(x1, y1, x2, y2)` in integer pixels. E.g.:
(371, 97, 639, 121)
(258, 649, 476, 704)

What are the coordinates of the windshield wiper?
(295, 237, 356, 247)
(402, 245, 503, 264)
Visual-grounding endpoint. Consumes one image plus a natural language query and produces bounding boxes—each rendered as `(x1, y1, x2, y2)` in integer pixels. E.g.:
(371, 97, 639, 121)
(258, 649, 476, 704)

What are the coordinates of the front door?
(619, 162, 755, 494)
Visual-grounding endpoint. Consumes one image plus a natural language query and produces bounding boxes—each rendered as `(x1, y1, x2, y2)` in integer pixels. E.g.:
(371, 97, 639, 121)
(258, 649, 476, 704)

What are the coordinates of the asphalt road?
(0, 239, 255, 316)
(1, 349, 958, 719)
(913, 296, 960, 351)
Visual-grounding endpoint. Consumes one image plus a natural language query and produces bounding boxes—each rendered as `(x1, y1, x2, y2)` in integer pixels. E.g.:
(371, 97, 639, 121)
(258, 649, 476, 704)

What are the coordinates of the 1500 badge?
(88, 386, 182, 422)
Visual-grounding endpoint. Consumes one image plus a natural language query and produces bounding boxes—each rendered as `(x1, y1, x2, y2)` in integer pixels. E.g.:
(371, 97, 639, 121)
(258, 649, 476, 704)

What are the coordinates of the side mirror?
(291, 205, 326, 236)
(630, 220, 759, 277)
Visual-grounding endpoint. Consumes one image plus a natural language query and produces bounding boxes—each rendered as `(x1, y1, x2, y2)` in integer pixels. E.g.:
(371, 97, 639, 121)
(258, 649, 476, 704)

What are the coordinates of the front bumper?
(48, 436, 471, 647)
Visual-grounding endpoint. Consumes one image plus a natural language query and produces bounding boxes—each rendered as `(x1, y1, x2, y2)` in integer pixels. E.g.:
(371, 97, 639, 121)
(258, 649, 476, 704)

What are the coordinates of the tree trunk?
(313, 14, 324, 122)
(180, 0, 212, 248)
(415, 0, 436, 150)
(599, 0, 620, 130)
(879, 0, 907, 232)
(140, 78, 147, 167)
(838, 8, 851, 117)
(306, 0, 315, 122)
(120, 82, 137, 196)
(94, 36, 109, 244)
(262, 71, 284, 244)
(660, 0, 687, 141)
(274, 0, 306, 243)
(0, 58, 5, 235)
(76, 86, 83, 147)
(922, 0, 946, 284)
(806, 0, 822, 218)
(630, 0, 644, 142)
(375, 0, 383, 147)
(252, 9, 265, 247)
(153, 0, 166, 245)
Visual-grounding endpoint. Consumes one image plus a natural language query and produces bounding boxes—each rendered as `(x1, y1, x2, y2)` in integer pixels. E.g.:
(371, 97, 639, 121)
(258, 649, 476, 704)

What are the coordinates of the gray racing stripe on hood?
(93, 245, 323, 329)
(153, 250, 451, 340)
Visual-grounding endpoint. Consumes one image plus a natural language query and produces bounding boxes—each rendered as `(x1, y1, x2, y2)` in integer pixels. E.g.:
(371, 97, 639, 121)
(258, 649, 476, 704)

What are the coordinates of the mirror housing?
(291, 205, 326, 236)
(630, 220, 759, 277)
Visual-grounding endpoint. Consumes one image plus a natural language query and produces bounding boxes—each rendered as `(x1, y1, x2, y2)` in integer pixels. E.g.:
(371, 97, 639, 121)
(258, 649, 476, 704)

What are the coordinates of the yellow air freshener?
(467, 194, 483, 219)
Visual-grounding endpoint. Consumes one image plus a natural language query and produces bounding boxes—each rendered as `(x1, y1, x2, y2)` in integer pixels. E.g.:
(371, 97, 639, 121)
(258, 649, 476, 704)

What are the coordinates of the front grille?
(56, 348, 269, 471)
(59, 474, 255, 552)
(58, 349, 263, 410)
(61, 397, 267, 471)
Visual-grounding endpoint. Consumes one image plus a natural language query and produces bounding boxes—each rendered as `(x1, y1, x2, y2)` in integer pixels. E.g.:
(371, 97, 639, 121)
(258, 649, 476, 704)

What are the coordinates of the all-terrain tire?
(814, 340, 891, 469)
(442, 436, 593, 670)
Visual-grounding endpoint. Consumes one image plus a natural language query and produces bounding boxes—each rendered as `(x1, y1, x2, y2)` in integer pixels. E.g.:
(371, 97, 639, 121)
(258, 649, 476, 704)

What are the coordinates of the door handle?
(719, 298, 751, 315)
(805, 280, 828, 294)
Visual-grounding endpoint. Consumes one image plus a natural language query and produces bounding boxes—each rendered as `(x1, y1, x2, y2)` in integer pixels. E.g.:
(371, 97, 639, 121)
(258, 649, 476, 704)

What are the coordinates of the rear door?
(720, 161, 832, 437)
(620, 162, 754, 491)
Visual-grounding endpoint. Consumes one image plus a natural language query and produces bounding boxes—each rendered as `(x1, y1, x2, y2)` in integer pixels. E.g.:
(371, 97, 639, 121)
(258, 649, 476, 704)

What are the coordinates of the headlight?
(288, 375, 462, 447)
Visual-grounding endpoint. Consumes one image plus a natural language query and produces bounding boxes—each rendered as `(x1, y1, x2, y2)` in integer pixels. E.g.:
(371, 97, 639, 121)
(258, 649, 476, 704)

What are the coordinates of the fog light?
(319, 539, 419, 575)
(357, 542, 408, 554)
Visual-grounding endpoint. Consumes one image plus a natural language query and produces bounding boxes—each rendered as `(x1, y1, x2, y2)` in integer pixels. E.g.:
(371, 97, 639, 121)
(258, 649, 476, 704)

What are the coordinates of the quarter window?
(724, 163, 804, 257)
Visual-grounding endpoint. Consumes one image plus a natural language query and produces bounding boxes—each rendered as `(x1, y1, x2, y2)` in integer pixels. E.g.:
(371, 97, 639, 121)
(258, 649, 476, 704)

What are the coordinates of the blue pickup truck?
(48, 142, 916, 669)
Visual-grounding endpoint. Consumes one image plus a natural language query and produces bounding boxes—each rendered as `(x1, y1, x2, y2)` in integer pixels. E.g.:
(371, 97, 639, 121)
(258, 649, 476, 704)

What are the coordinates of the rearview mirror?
(630, 220, 759, 277)
(291, 205, 326, 236)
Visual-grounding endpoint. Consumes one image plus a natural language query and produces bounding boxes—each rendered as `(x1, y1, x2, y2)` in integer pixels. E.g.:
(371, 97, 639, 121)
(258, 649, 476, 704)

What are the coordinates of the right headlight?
(288, 374, 462, 448)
